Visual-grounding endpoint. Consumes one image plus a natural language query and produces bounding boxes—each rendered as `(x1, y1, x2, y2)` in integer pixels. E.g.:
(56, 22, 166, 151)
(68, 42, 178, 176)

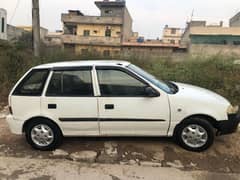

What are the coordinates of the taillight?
(9, 106, 13, 114)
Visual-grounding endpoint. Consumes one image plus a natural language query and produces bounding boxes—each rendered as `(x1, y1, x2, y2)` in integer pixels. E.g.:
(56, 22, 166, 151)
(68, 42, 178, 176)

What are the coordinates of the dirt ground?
(0, 106, 240, 179)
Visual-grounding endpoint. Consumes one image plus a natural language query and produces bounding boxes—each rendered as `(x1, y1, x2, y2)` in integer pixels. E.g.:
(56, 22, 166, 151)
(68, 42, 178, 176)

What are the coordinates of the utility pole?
(32, 0, 40, 57)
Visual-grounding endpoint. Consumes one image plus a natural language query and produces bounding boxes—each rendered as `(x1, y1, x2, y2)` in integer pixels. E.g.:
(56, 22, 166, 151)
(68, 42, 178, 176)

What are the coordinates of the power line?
(9, 0, 21, 24)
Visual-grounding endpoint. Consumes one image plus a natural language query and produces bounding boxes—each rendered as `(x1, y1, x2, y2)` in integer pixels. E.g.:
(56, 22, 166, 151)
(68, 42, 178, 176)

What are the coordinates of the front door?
(96, 67, 170, 136)
(41, 67, 99, 136)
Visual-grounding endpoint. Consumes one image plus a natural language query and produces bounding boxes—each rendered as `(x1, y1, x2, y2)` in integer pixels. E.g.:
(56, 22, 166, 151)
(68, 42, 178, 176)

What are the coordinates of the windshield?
(128, 64, 175, 94)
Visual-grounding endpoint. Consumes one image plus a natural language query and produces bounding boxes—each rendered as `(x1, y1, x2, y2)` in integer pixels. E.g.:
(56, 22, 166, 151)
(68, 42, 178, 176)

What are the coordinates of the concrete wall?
(7, 25, 27, 41)
(75, 45, 121, 57)
(122, 8, 133, 42)
(77, 24, 121, 38)
(100, 7, 124, 17)
(190, 44, 240, 56)
(230, 12, 240, 27)
(62, 14, 123, 25)
(62, 35, 121, 46)
(122, 46, 174, 59)
(0, 9, 7, 40)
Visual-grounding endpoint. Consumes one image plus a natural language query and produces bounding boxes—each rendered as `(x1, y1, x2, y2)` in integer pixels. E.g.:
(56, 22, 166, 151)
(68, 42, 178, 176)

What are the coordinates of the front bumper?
(216, 111, 240, 135)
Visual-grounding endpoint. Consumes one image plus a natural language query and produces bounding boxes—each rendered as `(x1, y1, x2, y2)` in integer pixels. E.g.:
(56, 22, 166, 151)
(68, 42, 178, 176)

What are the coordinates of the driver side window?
(97, 68, 147, 97)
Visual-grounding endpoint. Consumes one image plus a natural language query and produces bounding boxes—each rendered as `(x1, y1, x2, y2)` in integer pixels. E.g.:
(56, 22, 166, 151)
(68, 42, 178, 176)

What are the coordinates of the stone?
(70, 151, 97, 163)
(128, 159, 137, 165)
(51, 149, 69, 158)
(166, 160, 184, 168)
(104, 142, 118, 157)
(140, 161, 162, 167)
(131, 152, 147, 159)
(153, 152, 164, 161)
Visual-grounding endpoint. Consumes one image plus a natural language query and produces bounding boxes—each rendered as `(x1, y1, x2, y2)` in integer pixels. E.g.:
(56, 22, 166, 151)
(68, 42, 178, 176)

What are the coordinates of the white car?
(6, 61, 240, 152)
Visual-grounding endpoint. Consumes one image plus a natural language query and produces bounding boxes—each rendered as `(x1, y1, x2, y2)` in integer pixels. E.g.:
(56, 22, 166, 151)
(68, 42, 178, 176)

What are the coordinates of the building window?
(170, 40, 175, 44)
(105, 28, 111, 37)
(83, 30, 90, 36)
(103, 50, 110, 57)
(171, 29, 176, 34)
(1, 18, 5, 33)
(105, 10, 113, 14)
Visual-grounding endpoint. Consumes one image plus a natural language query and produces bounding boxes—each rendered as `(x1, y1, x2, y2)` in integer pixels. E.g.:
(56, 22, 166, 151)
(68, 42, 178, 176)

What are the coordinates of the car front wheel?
(174, 118, 215, 152)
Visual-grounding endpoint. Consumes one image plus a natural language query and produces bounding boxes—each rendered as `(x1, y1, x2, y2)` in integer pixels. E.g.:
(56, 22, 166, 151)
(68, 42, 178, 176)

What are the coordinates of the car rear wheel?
(25, 119, 63, 151)
(174, 118, 215, 152)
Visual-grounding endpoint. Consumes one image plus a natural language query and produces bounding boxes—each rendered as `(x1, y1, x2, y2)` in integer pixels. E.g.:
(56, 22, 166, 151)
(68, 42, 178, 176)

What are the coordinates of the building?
(7, 25, 28, 41)
(17, 26, 48, 40)
(230, 12, 240, 27)
(61, 0, 133, 56)
(181, 20, 224, 47)
(44, 31, 63, 46)
(162, 25, 182, 45)
(181, 21, 240, 56)
(0, 8, 7, 40)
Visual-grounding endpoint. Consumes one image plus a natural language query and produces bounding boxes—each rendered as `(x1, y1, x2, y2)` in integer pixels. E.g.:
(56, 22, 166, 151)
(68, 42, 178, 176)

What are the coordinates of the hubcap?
(181, 124, 208, 148)
(31, 124, 54, 147)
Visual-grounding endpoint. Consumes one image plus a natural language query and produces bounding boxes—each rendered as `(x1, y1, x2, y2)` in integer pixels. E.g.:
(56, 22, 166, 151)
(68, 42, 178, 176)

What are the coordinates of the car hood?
(173, 82, 230, 106)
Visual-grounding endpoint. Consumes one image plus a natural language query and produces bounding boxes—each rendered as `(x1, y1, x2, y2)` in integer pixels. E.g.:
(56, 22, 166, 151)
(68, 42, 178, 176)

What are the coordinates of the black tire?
(25, 118, 63, 151)
(174, 118, 215, 152)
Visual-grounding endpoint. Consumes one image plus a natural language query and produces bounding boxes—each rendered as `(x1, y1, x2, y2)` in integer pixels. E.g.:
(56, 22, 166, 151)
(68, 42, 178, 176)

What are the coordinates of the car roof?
(33, 60, 131, 69)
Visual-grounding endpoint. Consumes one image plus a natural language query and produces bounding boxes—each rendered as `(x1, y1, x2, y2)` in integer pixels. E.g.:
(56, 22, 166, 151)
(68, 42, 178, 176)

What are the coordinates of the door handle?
(48, 104, 57, 109)
(105, 104, 114, 110)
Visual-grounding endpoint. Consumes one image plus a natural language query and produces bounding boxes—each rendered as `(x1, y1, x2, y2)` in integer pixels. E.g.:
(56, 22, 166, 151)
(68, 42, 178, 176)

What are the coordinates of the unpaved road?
(0, 156, 239, 180)
(0, 106, 240, 179)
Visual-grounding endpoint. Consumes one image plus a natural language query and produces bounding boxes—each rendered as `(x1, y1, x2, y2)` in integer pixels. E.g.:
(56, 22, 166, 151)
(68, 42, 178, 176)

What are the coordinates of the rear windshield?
(12, 69, 49, 96)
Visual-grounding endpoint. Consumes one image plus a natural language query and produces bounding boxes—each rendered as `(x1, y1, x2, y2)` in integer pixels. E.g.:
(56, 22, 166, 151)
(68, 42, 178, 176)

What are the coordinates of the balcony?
(62, 35, 121, 46)
(62, 14, 123, 25)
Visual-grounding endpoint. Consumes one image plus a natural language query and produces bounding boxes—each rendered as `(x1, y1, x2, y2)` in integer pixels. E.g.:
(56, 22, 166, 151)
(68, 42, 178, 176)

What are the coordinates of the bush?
(0, 41, 239, 105)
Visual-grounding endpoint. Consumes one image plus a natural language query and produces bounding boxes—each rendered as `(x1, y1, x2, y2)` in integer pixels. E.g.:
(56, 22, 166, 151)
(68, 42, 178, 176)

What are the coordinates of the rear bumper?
(216, 111, 240, 135)
(6, 115, 24, 135)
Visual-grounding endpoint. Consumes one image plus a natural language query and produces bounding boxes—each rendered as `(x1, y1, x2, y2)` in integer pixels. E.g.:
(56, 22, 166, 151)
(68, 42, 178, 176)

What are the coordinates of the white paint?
(0, 8, 7, 40)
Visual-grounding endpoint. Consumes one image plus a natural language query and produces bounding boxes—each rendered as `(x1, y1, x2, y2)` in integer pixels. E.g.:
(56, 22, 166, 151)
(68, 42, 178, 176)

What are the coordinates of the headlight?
(227, 105, 239, 114)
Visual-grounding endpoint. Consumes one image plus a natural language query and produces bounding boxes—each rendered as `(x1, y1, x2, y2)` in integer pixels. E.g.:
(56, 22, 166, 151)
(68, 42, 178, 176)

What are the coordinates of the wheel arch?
(22, 116, 63, 134)
(173, 114, 218, 136)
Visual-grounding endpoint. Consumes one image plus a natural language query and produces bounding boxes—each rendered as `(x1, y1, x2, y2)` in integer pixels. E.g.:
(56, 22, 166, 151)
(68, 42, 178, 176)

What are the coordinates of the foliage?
(0, 40, 239, 105)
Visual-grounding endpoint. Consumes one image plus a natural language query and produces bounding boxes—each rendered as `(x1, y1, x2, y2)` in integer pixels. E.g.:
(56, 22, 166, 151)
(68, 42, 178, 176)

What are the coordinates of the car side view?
(6, 61, 240, 152)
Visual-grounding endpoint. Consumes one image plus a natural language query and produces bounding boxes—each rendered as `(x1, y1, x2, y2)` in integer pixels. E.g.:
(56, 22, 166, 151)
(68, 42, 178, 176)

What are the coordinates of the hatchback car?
(6, 61, 240, 152)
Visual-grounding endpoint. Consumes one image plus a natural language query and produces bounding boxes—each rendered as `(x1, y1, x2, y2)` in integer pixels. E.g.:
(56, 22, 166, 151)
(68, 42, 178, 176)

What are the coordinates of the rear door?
(41, 67, 99, 136)
(96, 66, 170, 136)
(10, 69, 50, 122)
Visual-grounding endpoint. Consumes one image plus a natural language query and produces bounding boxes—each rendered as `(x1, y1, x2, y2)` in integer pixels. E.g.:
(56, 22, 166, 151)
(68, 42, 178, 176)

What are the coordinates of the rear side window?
(46, 70, 93, 97)
(13, 69, 49, 96)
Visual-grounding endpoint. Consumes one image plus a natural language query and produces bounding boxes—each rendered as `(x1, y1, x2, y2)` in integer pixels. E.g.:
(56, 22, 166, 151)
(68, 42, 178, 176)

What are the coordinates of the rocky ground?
(0, 105, 239, 180)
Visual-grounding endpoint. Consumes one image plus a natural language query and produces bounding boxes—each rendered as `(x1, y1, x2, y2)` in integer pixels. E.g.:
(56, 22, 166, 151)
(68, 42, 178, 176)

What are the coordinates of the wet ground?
(0, 105, 240, 179)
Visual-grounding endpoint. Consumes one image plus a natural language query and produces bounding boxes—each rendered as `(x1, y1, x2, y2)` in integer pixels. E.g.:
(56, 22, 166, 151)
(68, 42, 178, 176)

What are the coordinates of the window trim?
(95, 66, 157, 97)
(12, 69, 50, 97)
(45, 67, 95, 97)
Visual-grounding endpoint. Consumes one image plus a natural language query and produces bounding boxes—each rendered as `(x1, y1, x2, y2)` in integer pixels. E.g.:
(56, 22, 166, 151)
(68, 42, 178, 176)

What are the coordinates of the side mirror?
(145, 86, 160, 97)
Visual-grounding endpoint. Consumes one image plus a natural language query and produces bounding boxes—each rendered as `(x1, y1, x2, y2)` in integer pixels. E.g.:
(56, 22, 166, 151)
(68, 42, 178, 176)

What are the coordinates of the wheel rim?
(31, 124, 54, 147)
(181, 124, 208, 148)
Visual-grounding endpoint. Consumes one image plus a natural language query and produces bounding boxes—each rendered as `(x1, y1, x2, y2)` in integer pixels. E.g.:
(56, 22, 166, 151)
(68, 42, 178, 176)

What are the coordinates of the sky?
(1, 0, 240, 39)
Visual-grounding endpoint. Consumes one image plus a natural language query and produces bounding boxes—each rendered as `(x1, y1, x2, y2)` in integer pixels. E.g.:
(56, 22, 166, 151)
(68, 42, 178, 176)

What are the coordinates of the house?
(61, 0, 133, 57)
(162, 25, 182, 45)
(181, 20, 240, 55)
